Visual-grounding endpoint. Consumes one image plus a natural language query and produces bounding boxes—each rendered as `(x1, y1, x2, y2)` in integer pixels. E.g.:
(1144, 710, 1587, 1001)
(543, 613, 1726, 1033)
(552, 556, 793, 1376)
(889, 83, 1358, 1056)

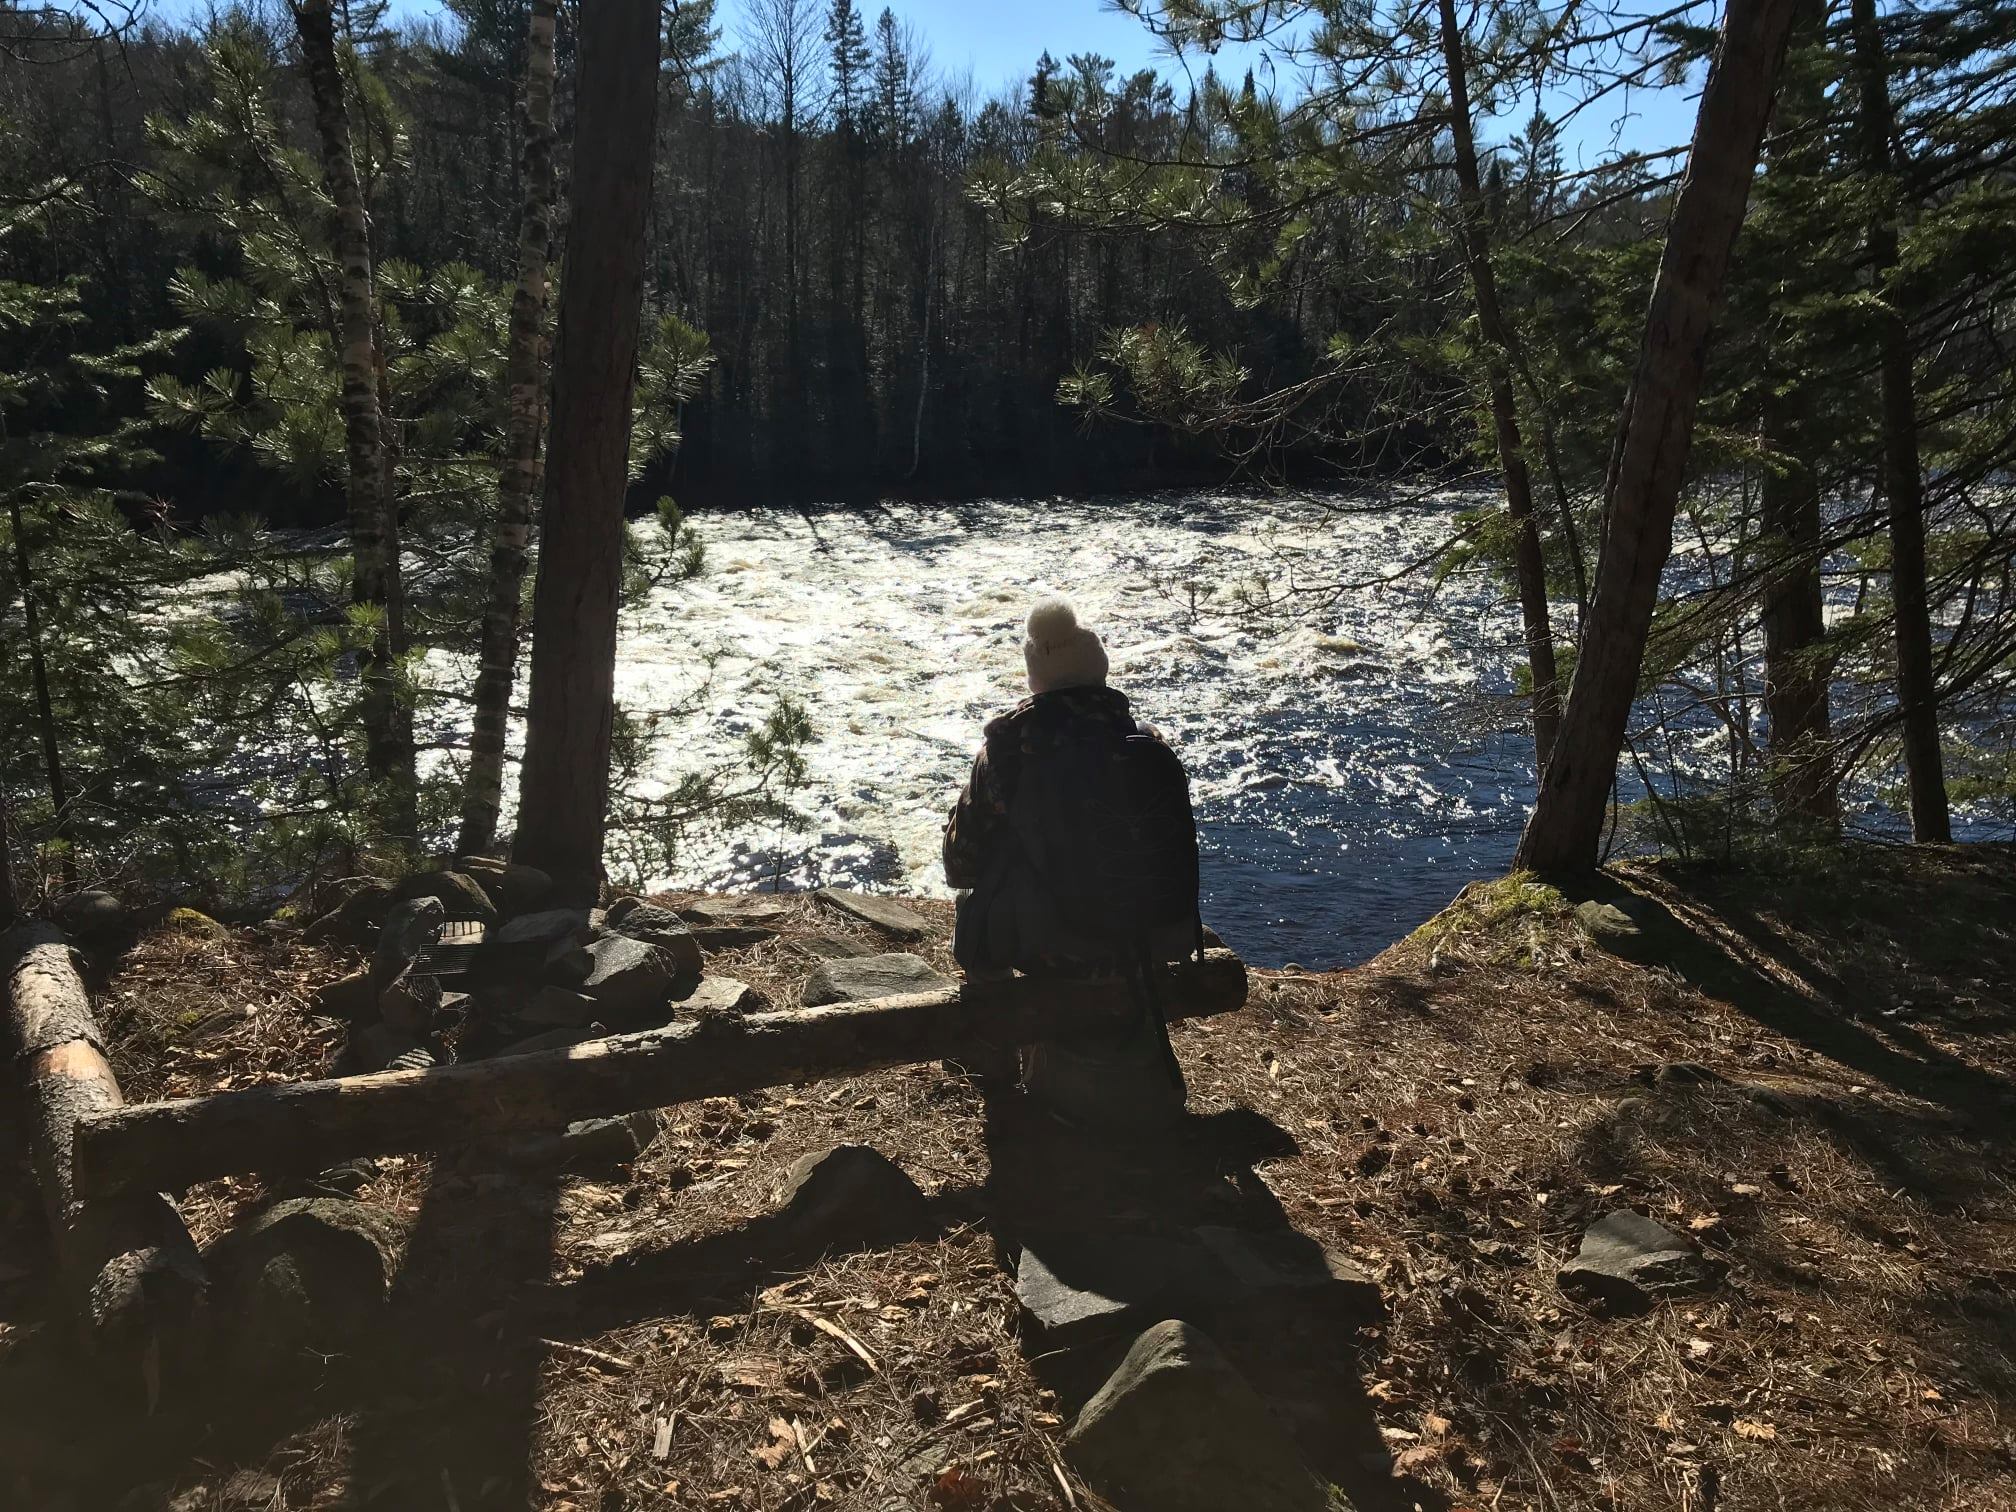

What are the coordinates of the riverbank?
(2, 842, 2012, 1510)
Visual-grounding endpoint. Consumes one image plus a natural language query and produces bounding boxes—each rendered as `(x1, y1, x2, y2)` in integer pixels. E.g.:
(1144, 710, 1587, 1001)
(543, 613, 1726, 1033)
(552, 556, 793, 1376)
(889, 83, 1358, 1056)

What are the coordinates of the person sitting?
(941, 595, 1201, 1123)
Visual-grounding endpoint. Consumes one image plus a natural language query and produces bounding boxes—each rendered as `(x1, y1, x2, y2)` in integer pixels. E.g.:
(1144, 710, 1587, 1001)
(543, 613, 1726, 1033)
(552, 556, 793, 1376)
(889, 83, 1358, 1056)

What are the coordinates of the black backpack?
(1008, 722, 1203, 968)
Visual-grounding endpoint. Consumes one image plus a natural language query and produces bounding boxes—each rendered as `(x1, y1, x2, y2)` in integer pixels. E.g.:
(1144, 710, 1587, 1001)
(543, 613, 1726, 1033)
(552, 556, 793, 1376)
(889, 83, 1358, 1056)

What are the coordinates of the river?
(606, 491, 1535, 969)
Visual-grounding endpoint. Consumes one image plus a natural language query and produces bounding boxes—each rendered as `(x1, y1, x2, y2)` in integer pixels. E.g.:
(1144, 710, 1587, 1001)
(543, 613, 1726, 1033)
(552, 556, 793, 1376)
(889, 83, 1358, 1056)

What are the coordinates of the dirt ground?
(2, 842, 2014, 1511)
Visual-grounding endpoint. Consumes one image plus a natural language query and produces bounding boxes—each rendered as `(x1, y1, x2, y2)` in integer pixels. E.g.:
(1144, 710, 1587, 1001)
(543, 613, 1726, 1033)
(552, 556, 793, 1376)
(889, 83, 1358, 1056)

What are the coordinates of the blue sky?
(160, 0, 1706, 166)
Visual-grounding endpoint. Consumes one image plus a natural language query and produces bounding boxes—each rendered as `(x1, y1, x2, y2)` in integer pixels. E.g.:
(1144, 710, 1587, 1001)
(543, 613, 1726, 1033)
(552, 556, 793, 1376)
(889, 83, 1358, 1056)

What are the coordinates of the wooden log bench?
(72, 949, 1250, 1199)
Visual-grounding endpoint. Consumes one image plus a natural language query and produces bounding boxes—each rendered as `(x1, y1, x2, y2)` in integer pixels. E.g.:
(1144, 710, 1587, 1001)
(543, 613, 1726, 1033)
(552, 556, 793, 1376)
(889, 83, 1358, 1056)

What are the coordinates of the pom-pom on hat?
(1024, 595, 1109, 694)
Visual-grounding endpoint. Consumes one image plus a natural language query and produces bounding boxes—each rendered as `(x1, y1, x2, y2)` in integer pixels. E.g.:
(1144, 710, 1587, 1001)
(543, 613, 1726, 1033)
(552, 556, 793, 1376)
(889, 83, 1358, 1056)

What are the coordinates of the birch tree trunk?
(511, 0, 662, 899)
(1852, 0, 1949, 842)
(1514, 0, 1801, 873)
(292, 0, 415, 847)
(1436, 0, 1561, 775)
(457, 0, 558, 857)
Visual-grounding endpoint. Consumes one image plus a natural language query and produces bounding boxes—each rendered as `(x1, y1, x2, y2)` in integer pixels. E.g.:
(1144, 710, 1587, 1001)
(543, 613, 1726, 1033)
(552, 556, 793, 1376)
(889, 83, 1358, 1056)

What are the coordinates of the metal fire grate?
(411, 914, 487, 978)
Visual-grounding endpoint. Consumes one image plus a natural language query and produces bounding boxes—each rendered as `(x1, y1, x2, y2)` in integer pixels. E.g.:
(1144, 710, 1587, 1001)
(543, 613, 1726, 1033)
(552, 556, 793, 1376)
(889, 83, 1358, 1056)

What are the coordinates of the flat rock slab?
(802, 952, 954, 1006)
(799, 932, 875, 960)
(676, 895, 797, 930)
(815, 888, 929, 940)
(1017, 1224, 1382, 1350)
(1067, 1319, 1343, 1512)
(1559, 1210, 1726, 1310)
(679, 976, 760, 1015)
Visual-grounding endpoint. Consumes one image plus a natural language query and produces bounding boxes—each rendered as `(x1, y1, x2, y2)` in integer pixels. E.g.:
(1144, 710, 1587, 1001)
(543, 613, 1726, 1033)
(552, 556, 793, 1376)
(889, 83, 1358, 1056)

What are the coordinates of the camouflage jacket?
(941, 686, 1151, 889)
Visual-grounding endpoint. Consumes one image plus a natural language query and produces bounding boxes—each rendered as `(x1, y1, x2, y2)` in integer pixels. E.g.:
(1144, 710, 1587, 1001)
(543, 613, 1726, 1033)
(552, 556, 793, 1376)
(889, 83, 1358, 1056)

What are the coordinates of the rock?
(1652, 1061, 1725, 1088)
(371, 896, 443, 988)
(455, 857, 553, 917)
(580, 934, 682, 1024)
(679, 976, 760, 1015)
(203, 1198, 406, 1374)
(677, 895, 796, 930)
(344, 1022, 427, 1074)
(163, 906, 227, 940)
(816, 888, 929, 940)
(799, 932, 874, 960)
(773, 1145, 929, 1249)
(396, 869, 498, 923)
(605, 903, 704, 981)
(1574, 895, 1676, 965)
(378, 968, 444, 1034)
(303, 878, 395, 949)
(477, 1110, 664, 1175)
(482, 1022, 607, 1060)
(1067, 1320, 1340, 1512)
(693, 924, 782, 951)
(801, 952, 954, 1006)
(545, 938, 595, 984)
(1559, 1211, 1727, 1311)
(488, 907, 593, 950)
(518, 985, 599, 1028)
(311, 969, 378, 1024)
(52, 888, 131, 941)
(1016, 1225, 1382, 1350)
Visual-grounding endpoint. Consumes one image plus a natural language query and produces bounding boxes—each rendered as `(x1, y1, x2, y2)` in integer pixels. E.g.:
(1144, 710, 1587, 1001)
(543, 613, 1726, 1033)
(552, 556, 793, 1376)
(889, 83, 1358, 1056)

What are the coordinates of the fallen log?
(75, 949, 1249, 1198)
(3, 922, 205, 1355)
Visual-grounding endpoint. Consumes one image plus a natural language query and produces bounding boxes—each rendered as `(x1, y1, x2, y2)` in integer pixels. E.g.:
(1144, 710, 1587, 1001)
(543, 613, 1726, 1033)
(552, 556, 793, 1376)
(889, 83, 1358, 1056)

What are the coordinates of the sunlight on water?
(605, 492, 1536, 968)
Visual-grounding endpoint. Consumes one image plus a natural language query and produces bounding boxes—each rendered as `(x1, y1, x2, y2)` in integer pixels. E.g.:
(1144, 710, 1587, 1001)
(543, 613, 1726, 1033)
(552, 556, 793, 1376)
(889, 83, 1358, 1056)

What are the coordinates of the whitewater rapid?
(601, 491, 1537, 967)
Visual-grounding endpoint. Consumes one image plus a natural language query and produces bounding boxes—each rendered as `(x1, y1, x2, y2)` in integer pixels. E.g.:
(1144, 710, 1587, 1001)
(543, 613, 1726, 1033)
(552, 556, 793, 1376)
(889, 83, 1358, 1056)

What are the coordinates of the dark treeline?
(5, 0, 1360, 511)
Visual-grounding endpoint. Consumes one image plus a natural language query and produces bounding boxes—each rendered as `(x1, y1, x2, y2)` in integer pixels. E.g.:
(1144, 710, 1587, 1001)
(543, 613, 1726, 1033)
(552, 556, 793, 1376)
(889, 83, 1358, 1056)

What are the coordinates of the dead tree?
(2, 923, 204, 1359)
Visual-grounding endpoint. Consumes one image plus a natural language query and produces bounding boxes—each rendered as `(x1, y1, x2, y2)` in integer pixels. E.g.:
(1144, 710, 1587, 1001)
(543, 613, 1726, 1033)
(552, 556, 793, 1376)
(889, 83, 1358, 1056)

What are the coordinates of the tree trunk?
(1759, 452, 1838, 819)
(458, 0, 558, 858)
(73, 951, 1248, 1197)
(1757, 0, 1837, 824)
(1852, 0, 1949, 842)
(510, 0, 663, 900)
(4, 924, 205, 1358)
(1436, 0, 1561, 774)
(292, 0, 415, 846)
(1513, 0, 1801, 874)
(6, 498, 71, 860)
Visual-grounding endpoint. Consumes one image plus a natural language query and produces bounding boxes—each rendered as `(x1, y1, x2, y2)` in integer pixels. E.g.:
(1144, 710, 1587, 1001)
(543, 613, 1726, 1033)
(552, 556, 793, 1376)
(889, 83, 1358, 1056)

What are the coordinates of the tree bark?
(3, 924, 204, 1357)
(1757, 0, 1837, 824)
(293, 0, 415, 845)
(458, 0, 558, 858)
(73, 951, 1250, 1197)
(1437, 0, 1561, 774)
(510, 0, 663, 899)
(1513, 0, 1801, 874)
(1852, 0, 1949, 842)
(6, 498, 71, 858)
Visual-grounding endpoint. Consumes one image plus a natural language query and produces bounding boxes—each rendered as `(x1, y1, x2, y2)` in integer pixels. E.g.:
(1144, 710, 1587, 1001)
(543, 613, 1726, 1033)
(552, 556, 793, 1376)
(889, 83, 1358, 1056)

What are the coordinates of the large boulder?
(1067, 1320, 1343, 1512)
(203, 1198, 408, 1375)
(303, 878, 396, 950)
(815, 888, 928, 940)
(1558, 1211, 1726, 1311)
(488, 907, 593, 950)
(53, 888, 132, 941)
(395, 869, 498, 924)
(604, 903, 704, 982)
(455, 856, 553, 917)
(579, 935, 682, 1024)
(801, 952, 954, 1006)
(1016, 1225, 1382, 1351)
(370, 896, 443, 988)
(773, 1145, 929, 1250)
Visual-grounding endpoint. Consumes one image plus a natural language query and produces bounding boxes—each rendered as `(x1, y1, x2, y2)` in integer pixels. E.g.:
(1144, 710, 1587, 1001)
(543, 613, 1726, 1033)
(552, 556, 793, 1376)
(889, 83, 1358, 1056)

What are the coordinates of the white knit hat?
(1024, 595, 1109, 694)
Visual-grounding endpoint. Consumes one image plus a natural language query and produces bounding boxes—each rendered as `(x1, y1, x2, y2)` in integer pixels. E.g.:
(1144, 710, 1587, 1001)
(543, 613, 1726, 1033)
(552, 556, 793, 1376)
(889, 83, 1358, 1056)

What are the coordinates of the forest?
(0, 0, 2011, 911)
